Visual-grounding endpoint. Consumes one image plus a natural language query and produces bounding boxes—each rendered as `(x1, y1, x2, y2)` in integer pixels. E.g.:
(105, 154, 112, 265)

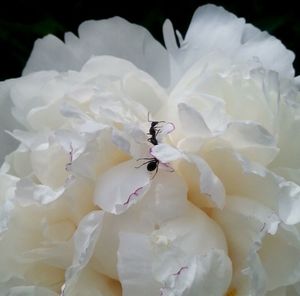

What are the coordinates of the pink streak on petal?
(123, 186, 144, 206)
(165, 122, 175, 134)
(172, 266, 188, 276)
(160, 162, 175, 172)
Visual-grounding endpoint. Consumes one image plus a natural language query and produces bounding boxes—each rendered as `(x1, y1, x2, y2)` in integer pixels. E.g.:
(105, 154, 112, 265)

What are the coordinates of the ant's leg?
(151, 163, 159, 179)
(135, 157, 155, 169)
(147, 112, 165, 125)
(136, 157, 154, 161)
(135, 160, 152, 169)
(147, 112, 154, 123)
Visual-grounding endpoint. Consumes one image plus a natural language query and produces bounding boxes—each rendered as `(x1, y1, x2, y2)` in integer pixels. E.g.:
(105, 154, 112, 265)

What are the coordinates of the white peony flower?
(1, 4, 300, 296)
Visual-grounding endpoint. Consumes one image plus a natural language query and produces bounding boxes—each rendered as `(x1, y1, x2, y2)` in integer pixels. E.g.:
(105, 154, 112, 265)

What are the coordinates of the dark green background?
(1, 0, 299, 81)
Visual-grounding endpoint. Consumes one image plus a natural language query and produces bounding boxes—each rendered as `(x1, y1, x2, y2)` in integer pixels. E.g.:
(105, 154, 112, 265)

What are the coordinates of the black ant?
(135, 114, 167, 178)
(135, 157, 160, 178)
(147, 113, 165, 146)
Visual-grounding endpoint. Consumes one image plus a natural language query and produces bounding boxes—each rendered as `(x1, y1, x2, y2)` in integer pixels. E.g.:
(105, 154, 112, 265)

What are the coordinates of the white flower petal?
(225, 195, 280, 235)
(118, 232, 161, 296)
(22, 240, 73, 270)
(152, 203, 228, 257)
(7, 130, 47, 151)
(149, 144, 226, 209)
(93, 159, 151, 214)
(81, 55, 138, 77)
(92, 170, 188, 280)
(136, 169, 188, 225)
(63, 267, 121, 296)
(259, 224, 300, 291)
(0, 198, 15, 237)
(159, 122, 176, 135)
(202, 147, 281, 210)
(91, 209, 150, 279)
(278, 181, 300, 225)
(23, 18, 170, 87)
(111, 129, 131, 155)
(221, 121, 279, 165)
(0, 80, 22, 164)
(14, 178, 65, 206)
(160, 250, 232, 296)
(122, 71, 168, 115)
(10, 71, 59, 126)
(150, 143, 184, 163)
(27, 100, 66, 130)
(22, 34, 79, 75)
(212, 196, 268, 295)
(111, 125, 148, 157)
(272, 108, 300, 169)
(150, 146, 226, 208)
(0, 173, 18, 236)
(165, 4, 294, 78)
(266, 287, 287, 296)
(69, 130, 126, 180)
(242, 237, 267, 296)
(5, 286, 58, 296)
(178, 102, 211, 137)
(272, 167, 300, 186)
(189, 155, 226, 209)
(30, 142, 69, 189)
(0, 200, 70, 290)
(236, 25, 295, 78)
(211, 195, 300, 294)
(64, 211, 104, 291)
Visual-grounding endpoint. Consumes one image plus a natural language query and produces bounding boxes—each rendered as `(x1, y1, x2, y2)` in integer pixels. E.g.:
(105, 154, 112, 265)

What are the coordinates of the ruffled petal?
(118, 204, 229, 296)
(0, 172, 17, 235)
(62, 267, 121, 296)
(9, 71, 59, 127)
(0, 80, 22, 164)
(149, 143, 225, 208)
(81, 55, 138, 77)
(271, 105, 300, 169)
(164, 4, 294, 80)
(63, 211, 104, 292)
(160, 249, 232, 296)
(151, 203, 228, 258)
(189, 155, 226, 208)
(14, 178, 65, 206)
(221, 121, 279, 165)
(178, 102, 211, 137)
(259, 224, 300, 291)
(212, 196, 268, 295)
(150, 143, 183, 164)
(202, 146, 280, 210)
(23, 18, 170, 87)
(278, 181, 300, 225)
(92, 170, 188, 280)
(93, 159, 151, 214)
(122, 70, 168, 115)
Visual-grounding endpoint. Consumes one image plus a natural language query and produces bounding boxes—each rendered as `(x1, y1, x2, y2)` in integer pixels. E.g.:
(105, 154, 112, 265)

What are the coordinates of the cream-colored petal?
(92, 170, 188, 279)
(23, 18, 170, 87)
(118, 232, 161, 296)
(160, 250, 232, 296)
(93, 159, 151, 214)
(64, 211, 104, 292)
